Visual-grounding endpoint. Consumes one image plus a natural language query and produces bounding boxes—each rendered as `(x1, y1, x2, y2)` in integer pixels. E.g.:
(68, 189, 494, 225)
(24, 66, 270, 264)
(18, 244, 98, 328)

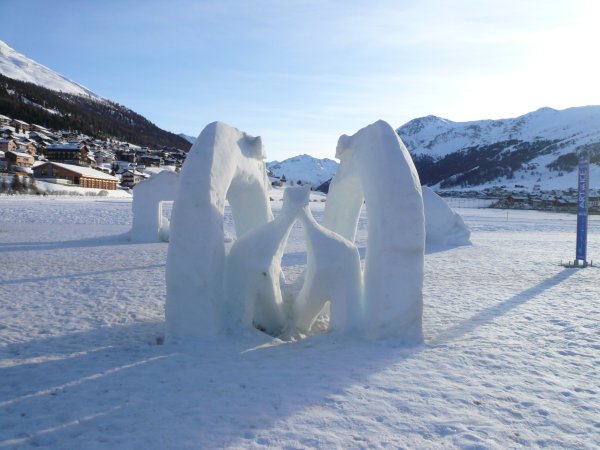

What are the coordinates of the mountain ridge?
(267, 154, 338, 187)
(398, 105, 600, 190)
(0, 40, 101, 100)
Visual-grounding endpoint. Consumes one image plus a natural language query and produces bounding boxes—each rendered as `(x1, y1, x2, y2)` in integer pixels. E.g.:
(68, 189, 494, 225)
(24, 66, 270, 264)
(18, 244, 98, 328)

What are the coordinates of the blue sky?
(2, 0, 599, 160)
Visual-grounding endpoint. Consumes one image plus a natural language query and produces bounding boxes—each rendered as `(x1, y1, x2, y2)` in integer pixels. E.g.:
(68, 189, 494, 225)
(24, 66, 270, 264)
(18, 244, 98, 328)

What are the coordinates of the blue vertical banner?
(575, 158, 589, 261)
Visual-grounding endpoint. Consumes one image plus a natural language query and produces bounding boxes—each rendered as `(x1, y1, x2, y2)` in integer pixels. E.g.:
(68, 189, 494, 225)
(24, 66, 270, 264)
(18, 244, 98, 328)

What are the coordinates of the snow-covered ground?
(0, 196, 598, 449)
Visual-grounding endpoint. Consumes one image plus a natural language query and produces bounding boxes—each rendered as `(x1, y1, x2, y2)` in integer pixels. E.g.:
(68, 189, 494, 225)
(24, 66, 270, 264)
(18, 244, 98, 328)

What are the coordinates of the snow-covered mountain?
(0, 40, 101, 99)
(0, 41, 190, 150)
(398, 106, 600, 191)
(178, 133, 197, 145)
(267, 154, 338, 187)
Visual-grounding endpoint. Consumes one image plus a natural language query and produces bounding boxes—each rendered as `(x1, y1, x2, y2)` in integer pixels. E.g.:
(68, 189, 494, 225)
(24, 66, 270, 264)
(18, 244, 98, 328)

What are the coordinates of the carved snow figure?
(130, 171, 179, 243)
(422, 186, 471, 246)
(323, 120, 425, 343)
(293, 189, 363, 335)
(223, 187, 307, 336)
(166, 122, 273, 341)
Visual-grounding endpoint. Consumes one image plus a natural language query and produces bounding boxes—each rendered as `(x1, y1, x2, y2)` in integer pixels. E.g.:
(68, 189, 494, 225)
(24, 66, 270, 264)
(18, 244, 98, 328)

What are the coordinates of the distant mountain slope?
(398, 106, 600, 190)
(0, 40, 101, 99)
(0, 41, 190, 150)
(0, 74, 191, 150)
(179, 133, 197, 145)
(267, 154, 338, 187)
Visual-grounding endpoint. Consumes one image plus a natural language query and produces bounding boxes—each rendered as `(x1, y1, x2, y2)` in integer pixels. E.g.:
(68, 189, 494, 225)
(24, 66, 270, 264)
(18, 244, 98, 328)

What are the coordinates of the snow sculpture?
(323, 120, 425, 342)
(422, 186, 471, 246)
(130, 171, 179, 243)
(294, 190, 363, 334)
(223, 187, 307, 336)
(166, 122, 273, 340)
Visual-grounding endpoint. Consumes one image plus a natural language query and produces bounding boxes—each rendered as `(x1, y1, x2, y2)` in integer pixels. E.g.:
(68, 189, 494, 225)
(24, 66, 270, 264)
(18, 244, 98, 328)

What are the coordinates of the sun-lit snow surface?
(0, 196, 599, 448)
(0, 40, 101, 100)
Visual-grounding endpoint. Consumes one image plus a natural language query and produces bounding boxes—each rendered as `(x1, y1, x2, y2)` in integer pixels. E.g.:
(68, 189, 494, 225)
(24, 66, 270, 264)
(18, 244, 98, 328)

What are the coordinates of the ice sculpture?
(323, 120, 425, 342)
(422, 186, 471, 246)
(166, 122, 273, 340)
(130, 171, 179, 243)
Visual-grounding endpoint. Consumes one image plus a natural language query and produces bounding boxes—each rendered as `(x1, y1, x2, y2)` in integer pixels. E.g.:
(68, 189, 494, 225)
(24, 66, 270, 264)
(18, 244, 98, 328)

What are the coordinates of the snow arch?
(323, 120, 425, 342)
(166, 122, 273, 341)
(130, 171, 179, 243)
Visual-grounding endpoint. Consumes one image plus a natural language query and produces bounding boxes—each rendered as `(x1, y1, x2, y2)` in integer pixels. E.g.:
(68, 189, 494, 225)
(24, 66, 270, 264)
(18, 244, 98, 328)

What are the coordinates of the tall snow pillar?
(165, 122, 273, 341)
(324, 120, 425, 343)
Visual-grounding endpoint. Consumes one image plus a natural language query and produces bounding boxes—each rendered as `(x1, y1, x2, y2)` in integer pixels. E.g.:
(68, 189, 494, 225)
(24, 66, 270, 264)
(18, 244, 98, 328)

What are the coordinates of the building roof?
(7, 150, 34, 159)
(46, 143, 85, 150)
(42, 162, 118, 181)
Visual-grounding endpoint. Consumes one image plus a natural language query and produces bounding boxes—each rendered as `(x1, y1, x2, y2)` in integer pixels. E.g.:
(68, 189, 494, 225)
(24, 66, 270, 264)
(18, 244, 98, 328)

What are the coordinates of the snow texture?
(324, 120, 425, 342)
(130, 171, 179, 243)
(1, 197, 599, 449)
(166, 122, 273, 341)
(423, 186, 471, 246)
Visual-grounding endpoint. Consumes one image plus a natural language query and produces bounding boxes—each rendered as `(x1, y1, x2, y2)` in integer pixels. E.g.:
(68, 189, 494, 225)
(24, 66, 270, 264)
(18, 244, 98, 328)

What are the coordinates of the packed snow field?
(0, 196, 598, 449)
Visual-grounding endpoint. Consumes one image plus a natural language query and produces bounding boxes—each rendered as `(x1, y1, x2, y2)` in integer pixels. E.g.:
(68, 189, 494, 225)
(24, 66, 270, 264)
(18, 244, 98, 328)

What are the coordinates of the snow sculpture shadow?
(323, 120, 425, 343)
(130, 171, 179, 243)
(166, 122, 273, 341)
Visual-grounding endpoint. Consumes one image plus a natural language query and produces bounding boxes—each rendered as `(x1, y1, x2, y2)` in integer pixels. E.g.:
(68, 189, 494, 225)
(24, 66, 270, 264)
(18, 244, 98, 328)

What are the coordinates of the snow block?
(324, 120, 425, 343)
(130, 171, 179, 243)
(166, 122, 273, 341)
(422, 186, 471, 246)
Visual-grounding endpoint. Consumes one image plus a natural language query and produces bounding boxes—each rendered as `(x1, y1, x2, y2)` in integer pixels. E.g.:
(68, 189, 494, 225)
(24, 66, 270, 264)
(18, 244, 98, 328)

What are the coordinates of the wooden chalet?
(44, 143, 95, 166)
(0, 138, 17, 153)
(33, 162, 118, 190)
(6, 150, 35, 170)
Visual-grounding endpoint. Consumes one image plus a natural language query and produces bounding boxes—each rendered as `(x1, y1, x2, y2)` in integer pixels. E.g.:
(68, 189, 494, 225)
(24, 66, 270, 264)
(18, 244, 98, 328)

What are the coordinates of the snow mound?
(423, 186, 471, 246)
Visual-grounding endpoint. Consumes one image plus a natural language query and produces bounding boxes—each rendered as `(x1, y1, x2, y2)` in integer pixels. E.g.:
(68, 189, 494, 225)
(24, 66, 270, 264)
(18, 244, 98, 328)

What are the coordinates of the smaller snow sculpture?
(422, 186, 471, 246)
(223, 187, 307, 336)
(293, 190, 363, 334)
(130, 171, 179, 243)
